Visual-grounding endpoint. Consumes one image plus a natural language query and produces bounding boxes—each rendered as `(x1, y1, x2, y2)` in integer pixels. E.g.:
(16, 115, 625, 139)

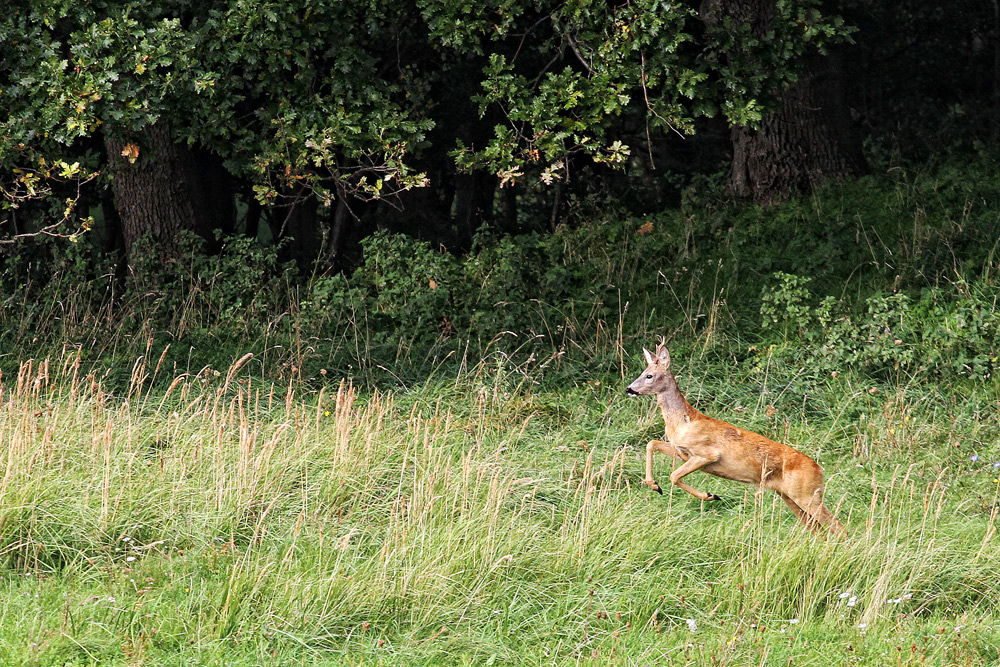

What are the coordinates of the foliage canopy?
(1, 0, 848, 238)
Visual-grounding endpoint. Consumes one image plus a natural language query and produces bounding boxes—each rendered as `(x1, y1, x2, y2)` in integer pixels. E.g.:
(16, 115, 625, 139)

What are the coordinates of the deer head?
(626, 341, 672, 396)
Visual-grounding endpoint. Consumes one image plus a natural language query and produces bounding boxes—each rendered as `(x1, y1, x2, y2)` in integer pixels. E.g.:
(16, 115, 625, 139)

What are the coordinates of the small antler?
(654, 337, 670, 365)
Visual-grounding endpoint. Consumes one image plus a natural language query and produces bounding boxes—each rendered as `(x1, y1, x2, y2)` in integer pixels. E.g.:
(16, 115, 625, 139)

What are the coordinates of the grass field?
(1, 342, 998, 666)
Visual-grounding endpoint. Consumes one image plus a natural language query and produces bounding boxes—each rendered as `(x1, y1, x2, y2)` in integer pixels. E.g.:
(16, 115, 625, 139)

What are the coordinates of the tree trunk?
(729, 49, 867, 202)
(268, 185, 320, 270)
(244, 198, 262, 240)
(195, 148, 236, 238)
(105, 122, 218, 263)
(451, 170, 494, 249)
(712, 0, 867, 203)
(498, 182, 518, 233)
(326, 194, 351, 271)
(993, 0, 1000, 140)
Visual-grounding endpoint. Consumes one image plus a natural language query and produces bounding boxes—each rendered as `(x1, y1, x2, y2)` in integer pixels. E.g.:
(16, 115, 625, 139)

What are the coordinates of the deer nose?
(625, 387, 638, 396)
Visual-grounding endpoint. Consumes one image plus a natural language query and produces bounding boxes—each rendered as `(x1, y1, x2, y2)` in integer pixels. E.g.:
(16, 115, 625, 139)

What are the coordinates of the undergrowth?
(2, 156, 999, 390)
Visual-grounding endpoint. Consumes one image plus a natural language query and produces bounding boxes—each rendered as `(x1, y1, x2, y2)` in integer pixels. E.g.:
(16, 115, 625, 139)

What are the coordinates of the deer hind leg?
(777, 492, 824, 533)
(668, 455, 722, 502)
(806, 499, 847, 537)
(644, 439, 683, 494)
(789, 489, 848, 537)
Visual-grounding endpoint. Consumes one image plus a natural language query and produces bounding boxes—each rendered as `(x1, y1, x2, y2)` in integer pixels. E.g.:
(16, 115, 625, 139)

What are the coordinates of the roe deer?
(627, 341, 846, 536)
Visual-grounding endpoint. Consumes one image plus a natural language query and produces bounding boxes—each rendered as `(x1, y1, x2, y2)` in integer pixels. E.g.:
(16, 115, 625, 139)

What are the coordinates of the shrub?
(758, 271, 998, 381)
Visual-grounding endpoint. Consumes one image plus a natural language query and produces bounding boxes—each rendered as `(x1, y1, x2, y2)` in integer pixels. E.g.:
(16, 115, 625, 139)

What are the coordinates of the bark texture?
(729, 49, 867, 202)
(105, 122, 218, 262)
(710, 0, 867, 203)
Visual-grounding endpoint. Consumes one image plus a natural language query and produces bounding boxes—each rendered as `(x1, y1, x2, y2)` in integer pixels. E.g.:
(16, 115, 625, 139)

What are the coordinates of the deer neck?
(656, 373, 695, 437)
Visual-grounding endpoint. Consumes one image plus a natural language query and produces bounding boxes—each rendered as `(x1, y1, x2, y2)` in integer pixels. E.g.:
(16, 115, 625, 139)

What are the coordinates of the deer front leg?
(668, 455, 722, 501)
(644, 439, 683, 494)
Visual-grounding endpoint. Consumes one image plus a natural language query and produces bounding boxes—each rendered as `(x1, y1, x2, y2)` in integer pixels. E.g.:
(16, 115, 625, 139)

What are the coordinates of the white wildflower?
(686, 619, 698, 633)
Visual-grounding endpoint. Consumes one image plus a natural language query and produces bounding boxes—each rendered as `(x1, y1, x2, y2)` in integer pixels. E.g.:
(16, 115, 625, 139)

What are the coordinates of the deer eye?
(645, 374, 653, 379)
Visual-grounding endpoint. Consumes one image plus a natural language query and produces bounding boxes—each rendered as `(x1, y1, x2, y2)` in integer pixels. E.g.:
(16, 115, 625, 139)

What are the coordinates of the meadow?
(2, 159, 1000, 665)
(1, 342, 998, 666)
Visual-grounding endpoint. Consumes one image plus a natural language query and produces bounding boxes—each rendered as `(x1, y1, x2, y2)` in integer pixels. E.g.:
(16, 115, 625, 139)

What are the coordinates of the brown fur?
(627, 341, 846, 536)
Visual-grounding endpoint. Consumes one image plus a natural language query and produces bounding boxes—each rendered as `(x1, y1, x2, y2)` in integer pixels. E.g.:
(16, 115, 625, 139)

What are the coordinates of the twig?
(0, 170, 101, 244)
(640, 51, 657, 170)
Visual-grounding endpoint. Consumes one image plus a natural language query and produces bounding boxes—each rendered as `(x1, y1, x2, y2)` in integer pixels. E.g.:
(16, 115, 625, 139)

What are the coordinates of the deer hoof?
(706, 493, 722, 501)
(644, 480, 663, 494)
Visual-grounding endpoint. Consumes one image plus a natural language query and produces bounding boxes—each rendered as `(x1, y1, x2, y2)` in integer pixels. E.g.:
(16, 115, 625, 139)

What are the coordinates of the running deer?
(627, 341, 846, 536)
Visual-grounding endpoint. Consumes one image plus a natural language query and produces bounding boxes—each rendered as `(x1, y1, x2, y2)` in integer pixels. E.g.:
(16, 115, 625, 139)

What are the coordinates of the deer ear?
(655, 343, 671, 366)
(642, 347, 656, 365)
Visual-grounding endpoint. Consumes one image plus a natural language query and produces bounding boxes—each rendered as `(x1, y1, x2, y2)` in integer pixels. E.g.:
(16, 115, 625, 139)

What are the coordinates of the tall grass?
(1, 347, 997, 665)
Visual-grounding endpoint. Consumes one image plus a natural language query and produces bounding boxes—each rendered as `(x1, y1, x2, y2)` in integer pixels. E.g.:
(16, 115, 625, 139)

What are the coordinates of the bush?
(759, 271, 998, 380)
